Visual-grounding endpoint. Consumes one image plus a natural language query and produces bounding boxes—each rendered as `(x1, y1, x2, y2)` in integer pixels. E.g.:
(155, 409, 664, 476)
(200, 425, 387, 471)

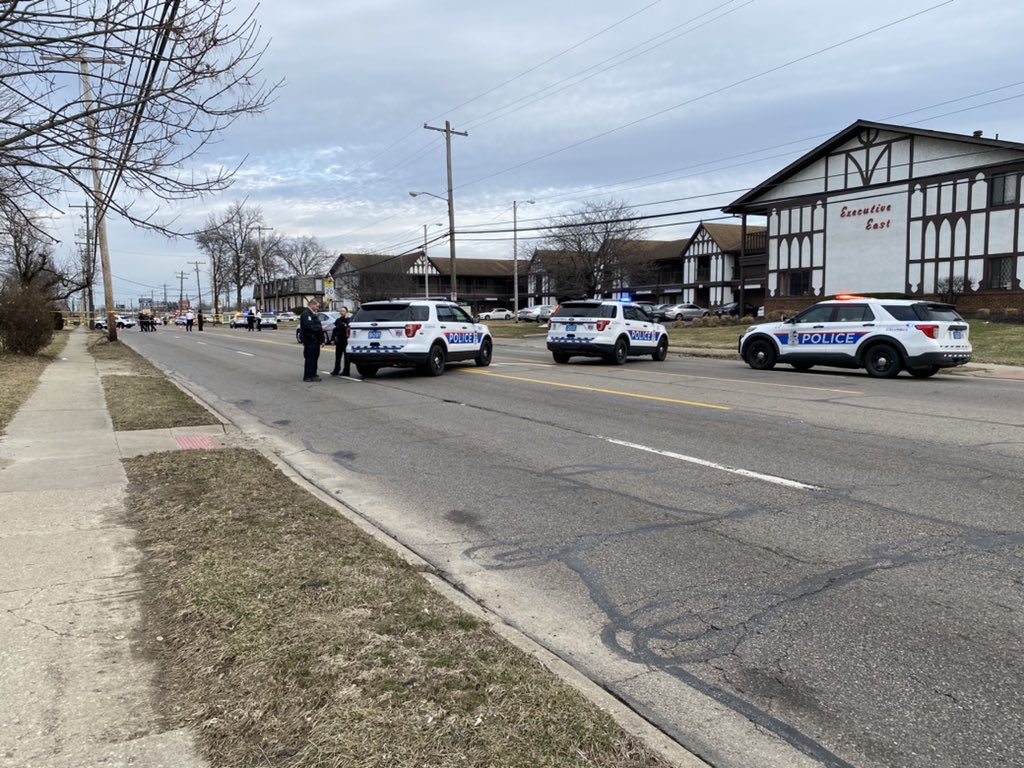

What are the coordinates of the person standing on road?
(255, 307, 263, 332)
(246, 306, 256, 331)
(185, 309, 194, 332)
(330, 306, 351, 377)
(299, 299, 324, 382)
(197, 309, 204, 331)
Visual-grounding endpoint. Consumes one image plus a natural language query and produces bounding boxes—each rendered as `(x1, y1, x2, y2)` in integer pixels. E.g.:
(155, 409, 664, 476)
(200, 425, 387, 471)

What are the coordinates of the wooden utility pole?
(189, 260, 205, 311)
(423, 121, 467, 302)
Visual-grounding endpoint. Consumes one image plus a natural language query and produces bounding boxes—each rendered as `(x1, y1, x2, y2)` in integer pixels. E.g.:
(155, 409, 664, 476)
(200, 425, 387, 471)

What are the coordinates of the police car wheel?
(864, 343, 903, 378)
(744, 337, 777, 370)
(652, 338, 668, 361)
(356, 364, 378, 379)
(791, 362, 814, 372)
(609, 337, 629, 365)
(552, 352, 570, 364)
(475, 339, 492, 367)
(425, 343, 446, 376)
(296, 329, 302, 343)
(907, 364, 940, 378)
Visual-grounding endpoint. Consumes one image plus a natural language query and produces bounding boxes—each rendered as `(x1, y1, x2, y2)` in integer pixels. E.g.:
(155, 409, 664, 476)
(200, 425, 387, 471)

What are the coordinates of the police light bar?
(835, 294, 867, 301)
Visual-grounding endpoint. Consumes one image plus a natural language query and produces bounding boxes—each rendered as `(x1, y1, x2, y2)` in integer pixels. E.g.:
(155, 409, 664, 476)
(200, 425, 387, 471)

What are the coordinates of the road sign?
(324, 276, 335, 301)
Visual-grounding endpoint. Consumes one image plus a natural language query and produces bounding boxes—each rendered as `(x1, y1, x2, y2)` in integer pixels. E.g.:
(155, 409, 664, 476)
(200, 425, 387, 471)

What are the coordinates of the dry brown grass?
(125, 449, 670, 768)
(87, 333, 220, 430)
(0, 331, 68, 434)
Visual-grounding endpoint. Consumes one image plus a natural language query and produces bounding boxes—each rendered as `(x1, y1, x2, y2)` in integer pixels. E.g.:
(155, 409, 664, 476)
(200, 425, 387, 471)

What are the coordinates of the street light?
(411, 189, 458, 302)
(513, 199, 535, 317)
(422, 222, 443, 298)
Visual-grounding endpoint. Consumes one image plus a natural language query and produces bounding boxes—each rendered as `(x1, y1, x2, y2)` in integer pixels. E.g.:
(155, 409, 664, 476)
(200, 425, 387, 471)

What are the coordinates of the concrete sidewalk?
(0, 330, 220, 768)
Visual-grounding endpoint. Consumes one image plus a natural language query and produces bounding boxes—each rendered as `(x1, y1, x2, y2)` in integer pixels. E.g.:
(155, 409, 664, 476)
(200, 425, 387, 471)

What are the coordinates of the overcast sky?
(62, 0, 1024, 306)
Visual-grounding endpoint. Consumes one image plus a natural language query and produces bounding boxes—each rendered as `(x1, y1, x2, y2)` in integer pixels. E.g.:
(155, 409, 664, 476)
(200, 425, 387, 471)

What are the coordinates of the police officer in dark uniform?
(299, 299, 324, 382)
(330, 306, 351, 377)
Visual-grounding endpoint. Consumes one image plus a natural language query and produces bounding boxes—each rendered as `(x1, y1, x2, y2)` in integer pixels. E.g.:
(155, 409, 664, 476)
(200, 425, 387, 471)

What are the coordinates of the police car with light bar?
(738, 296, 972, 378)
(347, 299, 493, 378)
(546, 299, 669, 364)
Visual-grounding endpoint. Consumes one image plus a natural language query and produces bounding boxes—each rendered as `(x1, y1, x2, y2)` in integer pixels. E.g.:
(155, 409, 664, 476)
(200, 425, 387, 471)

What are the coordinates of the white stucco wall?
(824, 188, 910, 294)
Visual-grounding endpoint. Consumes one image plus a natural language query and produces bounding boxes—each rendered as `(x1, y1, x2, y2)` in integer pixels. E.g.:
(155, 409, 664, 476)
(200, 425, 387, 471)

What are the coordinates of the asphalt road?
(121, 324, 1024, 768)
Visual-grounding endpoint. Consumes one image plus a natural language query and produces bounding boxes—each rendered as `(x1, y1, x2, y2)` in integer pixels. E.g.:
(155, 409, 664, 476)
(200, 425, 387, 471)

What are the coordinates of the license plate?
(566, 324, 577, 332)
(952, 331, 963, 339)
(368, 330, 381, 339)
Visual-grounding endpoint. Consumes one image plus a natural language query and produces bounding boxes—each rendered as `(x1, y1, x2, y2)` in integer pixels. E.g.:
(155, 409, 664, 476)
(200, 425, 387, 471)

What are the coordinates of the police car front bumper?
(547, 339, 616, 357)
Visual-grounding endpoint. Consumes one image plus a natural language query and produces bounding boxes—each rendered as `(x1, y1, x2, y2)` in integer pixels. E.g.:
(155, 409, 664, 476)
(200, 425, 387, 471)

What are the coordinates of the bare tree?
(536, 200, 646, 299)
(936, 274, 972, 305)
(277, 236, 331, 277)
(0, 1, 279, 230)
(0, 201, 86, 301)
(194, 202, 264, 312)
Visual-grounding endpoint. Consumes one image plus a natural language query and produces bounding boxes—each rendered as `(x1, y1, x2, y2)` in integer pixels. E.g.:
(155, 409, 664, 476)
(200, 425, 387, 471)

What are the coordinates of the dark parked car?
(714, 301, 756, 317)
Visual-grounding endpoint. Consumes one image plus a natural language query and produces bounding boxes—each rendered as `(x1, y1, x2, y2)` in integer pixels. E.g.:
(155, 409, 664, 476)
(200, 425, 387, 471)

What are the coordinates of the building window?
(987, 256, 1015, 290)
(781, 269, 812, 296)
(990, 173, 1019, 206)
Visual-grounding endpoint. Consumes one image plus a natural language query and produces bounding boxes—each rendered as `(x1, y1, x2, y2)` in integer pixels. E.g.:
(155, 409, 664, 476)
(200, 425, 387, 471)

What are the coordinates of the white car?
(546, 299, 669, 364)
(478, 308, 513, 321)
(738, 296, 972, 378)
(94, 314, 135, 329)
(347, 299, 493, 378)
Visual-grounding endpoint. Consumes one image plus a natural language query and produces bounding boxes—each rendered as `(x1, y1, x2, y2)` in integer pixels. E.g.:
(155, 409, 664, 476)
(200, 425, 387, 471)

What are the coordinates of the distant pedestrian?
(197, 310, 204, 331)
(255, 307, 262, 332)
(299, 299, 324, 382)
(246, 307, 256, 331)
(185, 309, 195, 332)
(330, 306, 351, 376)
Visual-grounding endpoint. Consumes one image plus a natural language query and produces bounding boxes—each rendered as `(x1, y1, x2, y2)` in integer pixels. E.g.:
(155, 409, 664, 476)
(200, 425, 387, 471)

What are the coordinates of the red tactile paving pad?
(175, 435, 220, 450)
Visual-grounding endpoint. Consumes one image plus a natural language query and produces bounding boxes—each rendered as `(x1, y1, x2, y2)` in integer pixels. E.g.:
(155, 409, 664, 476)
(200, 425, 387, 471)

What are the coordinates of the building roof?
(724, 119, 1024, 215)
(427, 257, 523, 277)
(633, 239, 690, 261)
(330, 252, 421, 273)
(699, 222, 767, 252)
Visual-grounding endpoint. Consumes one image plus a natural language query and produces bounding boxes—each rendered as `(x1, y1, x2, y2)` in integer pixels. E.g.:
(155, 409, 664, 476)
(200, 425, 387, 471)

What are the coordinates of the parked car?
(228, 312, 249, 328)
(546, 299, 668, 364)
(295, 311, 340, 343)
(348, 299, 493, 377)
(93, 314, 135, 330)
(517, 305, 553, 322)
(714, 301, 756, 317)
(276, 311, 298, 323)
(478, 308, 513, 321)
(657, 303, 709, 321)
(536, 305, 555, 323)
(739, 296, 972, 378)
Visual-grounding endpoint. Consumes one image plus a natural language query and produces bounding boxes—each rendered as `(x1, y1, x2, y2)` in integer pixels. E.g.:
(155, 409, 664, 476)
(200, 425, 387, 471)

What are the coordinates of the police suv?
(546, 299, 669, 364)
(347, 299, 493, 378)
(738, 296, 972, 378)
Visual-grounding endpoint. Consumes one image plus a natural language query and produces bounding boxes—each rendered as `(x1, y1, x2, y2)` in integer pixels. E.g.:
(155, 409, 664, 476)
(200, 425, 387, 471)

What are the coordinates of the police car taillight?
(404, 323, 421, 338)
(596, 320, 611, 331)
(914, 323, 939, 339)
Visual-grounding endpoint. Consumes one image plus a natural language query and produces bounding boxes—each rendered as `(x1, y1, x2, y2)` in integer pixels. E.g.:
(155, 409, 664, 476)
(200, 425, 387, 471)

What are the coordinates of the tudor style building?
(724, 120, 1024, 314)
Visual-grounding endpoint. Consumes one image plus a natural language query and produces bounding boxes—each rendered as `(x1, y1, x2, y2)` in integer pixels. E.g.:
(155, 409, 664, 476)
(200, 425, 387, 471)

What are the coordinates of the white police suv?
(546, 299, 669, 364)
(739, 296, 972, 378)
(347, 299, 493, 378)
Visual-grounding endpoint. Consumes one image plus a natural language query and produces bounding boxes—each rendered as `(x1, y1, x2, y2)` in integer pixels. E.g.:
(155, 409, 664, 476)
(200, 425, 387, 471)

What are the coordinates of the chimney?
(973, 130, 983, 138)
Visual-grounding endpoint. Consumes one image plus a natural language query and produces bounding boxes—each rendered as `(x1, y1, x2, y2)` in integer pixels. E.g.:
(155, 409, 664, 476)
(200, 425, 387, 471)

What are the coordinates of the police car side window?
(624, 306, 642, 321)
(452, 306, 474, 323)
(436, 306, 457, 322)
(795, 305, 834, 323)
(833, 304, 873, 323)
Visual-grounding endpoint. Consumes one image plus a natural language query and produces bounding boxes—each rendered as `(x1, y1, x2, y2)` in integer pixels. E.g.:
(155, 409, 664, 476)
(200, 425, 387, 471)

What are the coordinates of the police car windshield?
(553, 303, 617, 319)
(353, 304, 429, 322)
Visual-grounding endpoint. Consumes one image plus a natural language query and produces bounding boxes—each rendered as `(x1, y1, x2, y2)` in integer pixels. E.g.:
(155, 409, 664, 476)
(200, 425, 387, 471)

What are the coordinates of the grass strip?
(88, 333, 220, 430)
(124, 449, 669, 768)
(0, 332, 68, 434)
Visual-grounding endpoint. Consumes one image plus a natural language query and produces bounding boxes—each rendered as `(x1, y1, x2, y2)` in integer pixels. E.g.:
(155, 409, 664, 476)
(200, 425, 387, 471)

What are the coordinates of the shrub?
(707, 315, 722, 327)
(1004, 308, 1021, 320)
(0, 285, 56, 354)
(976, 308, 991, 319)
(53, 311, 65, 330)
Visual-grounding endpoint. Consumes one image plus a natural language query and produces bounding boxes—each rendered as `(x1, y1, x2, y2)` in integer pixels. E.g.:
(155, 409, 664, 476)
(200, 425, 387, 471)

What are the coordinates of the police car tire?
(356, 364, 378, 379)
(864, 343, 903, 378)
(609, 337, 629, 365)
(552, 352, 570, 364)
(744, 337, 777, 370)
(907, 365, 941, 378)
(475, 339, 492, 367)
(296, 329, 302, 343)
(426, 343, 446, 376)
(791, 362, 814, 372)
(652, 338, 668, 361)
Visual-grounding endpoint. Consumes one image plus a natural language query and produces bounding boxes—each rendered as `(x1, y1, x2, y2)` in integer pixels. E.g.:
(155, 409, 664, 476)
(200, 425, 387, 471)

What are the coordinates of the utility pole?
(162, 284, 169, 314)
(251, 225, 273, 310)
(513, 199, 534, 316)
(43, 51, 124, 341)
(423, 121, 468, 303)
(189, 260, 205, 311)
(176, 270, 187, 308)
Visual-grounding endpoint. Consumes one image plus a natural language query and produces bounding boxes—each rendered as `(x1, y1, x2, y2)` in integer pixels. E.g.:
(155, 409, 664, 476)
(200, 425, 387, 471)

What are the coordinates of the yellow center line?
(460, 368, 731, 410)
